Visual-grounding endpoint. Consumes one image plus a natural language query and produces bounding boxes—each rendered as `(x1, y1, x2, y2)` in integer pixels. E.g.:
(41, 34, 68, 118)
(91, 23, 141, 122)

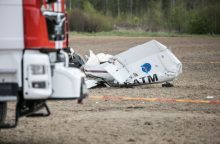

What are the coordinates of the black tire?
(0, 102, 7, 125)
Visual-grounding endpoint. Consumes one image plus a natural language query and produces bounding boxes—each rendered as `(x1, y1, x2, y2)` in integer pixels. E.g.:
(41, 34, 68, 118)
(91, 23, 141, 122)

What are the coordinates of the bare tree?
(130, 0, 133, 18)
(117, 0, 120, 17)
(69, 0, 72, 10)
(105, 0, 108, 15)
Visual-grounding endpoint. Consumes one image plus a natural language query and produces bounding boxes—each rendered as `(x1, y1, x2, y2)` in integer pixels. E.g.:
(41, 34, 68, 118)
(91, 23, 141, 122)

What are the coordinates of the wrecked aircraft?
(68, 40, 182, 89)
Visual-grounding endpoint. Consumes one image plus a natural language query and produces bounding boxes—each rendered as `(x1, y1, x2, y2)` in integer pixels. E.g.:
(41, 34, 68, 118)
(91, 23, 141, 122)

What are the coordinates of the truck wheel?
(0, 102, 7, 125)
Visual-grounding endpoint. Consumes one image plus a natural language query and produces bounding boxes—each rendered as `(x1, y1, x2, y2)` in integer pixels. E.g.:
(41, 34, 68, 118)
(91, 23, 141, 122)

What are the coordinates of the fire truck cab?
(0, 0, 88, 128)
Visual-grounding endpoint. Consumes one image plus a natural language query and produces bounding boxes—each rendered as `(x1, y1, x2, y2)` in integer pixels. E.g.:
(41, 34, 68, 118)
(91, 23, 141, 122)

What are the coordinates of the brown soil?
(0, 36, 220, 144)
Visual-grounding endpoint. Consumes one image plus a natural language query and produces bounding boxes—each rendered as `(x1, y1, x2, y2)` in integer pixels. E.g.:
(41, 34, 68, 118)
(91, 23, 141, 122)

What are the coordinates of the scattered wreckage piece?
(69, 40, 182, 89)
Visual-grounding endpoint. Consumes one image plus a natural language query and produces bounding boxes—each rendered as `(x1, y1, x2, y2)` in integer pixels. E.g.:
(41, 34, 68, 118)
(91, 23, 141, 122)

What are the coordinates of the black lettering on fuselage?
(133, 79, 140, 85)
(148, 74, 158, 83)
(133, 74, 158, 85)
(140, 76, 146, 83)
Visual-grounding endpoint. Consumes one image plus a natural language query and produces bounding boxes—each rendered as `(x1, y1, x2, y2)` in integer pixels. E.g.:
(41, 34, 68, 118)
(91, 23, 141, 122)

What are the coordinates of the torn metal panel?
(85, 79, 98, 89)
(115, 40, 167, 65)
(104, 60, 131, 84)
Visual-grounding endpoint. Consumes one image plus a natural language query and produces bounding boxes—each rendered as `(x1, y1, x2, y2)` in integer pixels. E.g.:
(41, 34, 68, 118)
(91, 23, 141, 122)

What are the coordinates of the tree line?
(66, 0, 220, 34)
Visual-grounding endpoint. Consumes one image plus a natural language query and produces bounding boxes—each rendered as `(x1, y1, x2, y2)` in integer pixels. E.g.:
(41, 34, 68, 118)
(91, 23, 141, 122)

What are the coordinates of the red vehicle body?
(23, 0, 67, 49)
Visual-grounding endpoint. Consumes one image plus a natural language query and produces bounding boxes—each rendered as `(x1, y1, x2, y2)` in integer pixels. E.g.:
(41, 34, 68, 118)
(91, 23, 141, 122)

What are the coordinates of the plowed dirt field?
(1, 36, 220, 144)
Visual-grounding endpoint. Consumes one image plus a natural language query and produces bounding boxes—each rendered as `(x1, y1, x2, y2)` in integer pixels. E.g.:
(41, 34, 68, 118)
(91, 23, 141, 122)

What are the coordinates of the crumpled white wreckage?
(68, 40, 182, 89)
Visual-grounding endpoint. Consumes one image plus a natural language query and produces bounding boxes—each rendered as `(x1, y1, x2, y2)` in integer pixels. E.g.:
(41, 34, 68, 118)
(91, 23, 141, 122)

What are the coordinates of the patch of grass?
(71, 30, 220, 37)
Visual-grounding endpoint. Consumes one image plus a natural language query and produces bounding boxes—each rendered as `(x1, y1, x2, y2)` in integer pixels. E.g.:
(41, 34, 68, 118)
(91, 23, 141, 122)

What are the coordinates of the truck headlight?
(32, 81, 46, 89)
(29, 65, 46, 75)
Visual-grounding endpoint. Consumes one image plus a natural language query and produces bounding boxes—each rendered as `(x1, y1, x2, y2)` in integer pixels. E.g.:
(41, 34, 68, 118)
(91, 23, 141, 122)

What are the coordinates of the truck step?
(0, 96, 17, 102)
(0, 122, 17, 129)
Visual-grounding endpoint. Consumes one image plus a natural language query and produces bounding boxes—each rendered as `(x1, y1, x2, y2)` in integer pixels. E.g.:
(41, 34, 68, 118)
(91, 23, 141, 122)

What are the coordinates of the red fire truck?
(0, 0, 88, 128)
